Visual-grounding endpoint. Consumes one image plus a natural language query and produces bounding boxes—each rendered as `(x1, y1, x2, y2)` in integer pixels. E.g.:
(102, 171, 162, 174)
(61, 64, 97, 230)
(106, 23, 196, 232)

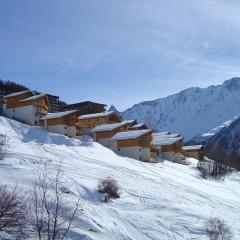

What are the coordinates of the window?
(139, 157, 142, 161)
(139, 148, 142, 152)
(118, 148, 120, 152)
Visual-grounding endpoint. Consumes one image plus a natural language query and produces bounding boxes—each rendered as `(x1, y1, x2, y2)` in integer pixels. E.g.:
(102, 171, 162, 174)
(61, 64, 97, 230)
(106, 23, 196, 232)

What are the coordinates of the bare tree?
(32, 161, 81, 240)
(205, 217, 233, 240)
(0, 134, 8, 161)
(0, 184, 27, 238)
(97, 177, 120, 201)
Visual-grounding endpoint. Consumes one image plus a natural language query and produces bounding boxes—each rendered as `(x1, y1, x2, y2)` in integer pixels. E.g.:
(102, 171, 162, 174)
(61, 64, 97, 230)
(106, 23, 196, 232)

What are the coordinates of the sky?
(1, 0, 240, 111)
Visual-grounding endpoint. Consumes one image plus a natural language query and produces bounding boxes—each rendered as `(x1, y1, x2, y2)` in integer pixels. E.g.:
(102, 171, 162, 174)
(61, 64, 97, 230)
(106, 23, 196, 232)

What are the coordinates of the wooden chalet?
(151, 133, 184, 162)
(77, 111, 122, 136)
(61, 101, 106, 116)
(112, 129, 153, 162)
(91, 121, 129, 148)
(182, 145, 204, 161)
(3, 91, 49, 125)
(40, 110, 79, 138)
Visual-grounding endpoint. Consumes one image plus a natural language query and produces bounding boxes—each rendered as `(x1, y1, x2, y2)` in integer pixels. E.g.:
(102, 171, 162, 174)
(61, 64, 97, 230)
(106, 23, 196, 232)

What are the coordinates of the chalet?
(61, 101, 106, 115)
(129, 123, 148, 130)
(3, 91, 49, 125)
(91, 121, 129, 148)
(182, 145, 204, 161)
(112, 129, 153, 162)
(40, 110, 79, 138)
(77, 111, 122, 136)
(151, 133, 184, 162)
(47, 94, 61, 113)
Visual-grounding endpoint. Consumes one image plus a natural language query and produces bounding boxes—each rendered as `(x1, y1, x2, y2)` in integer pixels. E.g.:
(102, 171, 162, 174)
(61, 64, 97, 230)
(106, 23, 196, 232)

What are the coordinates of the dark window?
(118, 148, 120, 152)
(139, 148, 141, 152)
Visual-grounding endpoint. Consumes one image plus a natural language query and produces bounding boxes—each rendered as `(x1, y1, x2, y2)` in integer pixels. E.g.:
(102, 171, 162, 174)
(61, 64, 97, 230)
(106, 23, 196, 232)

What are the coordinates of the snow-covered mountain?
(122, 77, 240, 140)
(188, 116, 238, 145)
(204, 117, 240, 170)
(1, 116, 240, 239)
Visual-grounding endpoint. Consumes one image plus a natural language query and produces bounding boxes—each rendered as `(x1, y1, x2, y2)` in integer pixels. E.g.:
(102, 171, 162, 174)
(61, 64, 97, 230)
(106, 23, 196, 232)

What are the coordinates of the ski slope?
(0, 116, 239, 240)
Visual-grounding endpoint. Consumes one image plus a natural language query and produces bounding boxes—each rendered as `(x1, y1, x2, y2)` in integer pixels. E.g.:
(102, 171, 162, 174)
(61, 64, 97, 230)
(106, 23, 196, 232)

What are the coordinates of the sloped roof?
(124, 119, 137, 124)
(130, 123, 146, 129)
(152, 136, 183, 146)
(3, 90, 33, 98)
(41, 110, 77, 120)
(19, 93, 47, 102)
(79, 111, 114, 120)
(152, 132, 170, 137)
(91, 121, 128, 132)
(112, 129, 152, 141)
(182, 145, 203, 151)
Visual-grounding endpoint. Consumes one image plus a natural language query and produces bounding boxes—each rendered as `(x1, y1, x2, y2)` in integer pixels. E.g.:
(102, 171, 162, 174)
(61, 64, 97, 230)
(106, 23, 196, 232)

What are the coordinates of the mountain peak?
(108, 105, 121, 114)
(122, 77, 240, 140)
(223, 77, 240, 90)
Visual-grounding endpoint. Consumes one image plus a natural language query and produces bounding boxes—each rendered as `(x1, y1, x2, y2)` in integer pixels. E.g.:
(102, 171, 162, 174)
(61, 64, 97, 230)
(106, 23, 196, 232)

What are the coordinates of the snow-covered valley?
(0, 116, 240, 239)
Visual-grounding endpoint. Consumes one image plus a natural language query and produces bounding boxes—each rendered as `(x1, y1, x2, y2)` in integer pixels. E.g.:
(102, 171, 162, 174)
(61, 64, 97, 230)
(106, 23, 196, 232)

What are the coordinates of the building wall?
(95, 136, 113, 148)
(43, 122, 76, 138)
(112, 142, 151, 161)
(183, 150, 203, 160)
(3, 104, 38, 125)
(161, 151, 182, 163)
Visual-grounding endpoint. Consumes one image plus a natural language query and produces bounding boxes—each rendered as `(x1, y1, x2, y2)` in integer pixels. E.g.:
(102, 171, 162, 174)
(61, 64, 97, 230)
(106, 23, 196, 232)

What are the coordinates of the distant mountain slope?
(203, 117, 240, 170)
(122, 77, 240, 140)
(188, 116, 238, 145)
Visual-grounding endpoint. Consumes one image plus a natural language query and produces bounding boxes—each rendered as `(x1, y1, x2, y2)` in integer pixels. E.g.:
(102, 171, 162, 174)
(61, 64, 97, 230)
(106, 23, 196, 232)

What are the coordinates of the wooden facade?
(182, 146, 204, 160)
(116, 134, 152, 148)
(62, 101, 106, 115)
(4, 91, 34, 109)
(77, 112, 122, 128)
(95, 124, 128, 140)
(41, 112, 79, 127)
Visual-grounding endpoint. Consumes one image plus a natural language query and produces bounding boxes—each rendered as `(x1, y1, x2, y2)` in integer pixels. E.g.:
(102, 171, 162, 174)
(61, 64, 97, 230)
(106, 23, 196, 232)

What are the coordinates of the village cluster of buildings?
(2, 90, 204, 163)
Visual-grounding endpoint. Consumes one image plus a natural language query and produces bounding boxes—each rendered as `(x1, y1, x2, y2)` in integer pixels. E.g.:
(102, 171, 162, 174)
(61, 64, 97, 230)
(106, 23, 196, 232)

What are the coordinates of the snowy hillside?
(122, 77, 240, 140)
(0, 116, 240, 239)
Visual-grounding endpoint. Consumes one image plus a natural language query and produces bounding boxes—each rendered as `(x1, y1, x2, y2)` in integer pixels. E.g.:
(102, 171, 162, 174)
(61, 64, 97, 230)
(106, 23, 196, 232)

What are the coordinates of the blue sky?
(1, 0, 240, 110)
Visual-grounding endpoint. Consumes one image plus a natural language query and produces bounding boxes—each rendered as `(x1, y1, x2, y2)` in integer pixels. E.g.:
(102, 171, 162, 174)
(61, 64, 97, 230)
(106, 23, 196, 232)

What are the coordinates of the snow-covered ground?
(0, 116, 240, 240)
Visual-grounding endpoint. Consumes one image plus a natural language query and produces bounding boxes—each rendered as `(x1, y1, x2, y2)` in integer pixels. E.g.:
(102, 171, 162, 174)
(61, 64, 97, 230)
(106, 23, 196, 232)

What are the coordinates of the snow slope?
(0, 116, 240, 239)
(122, 77, 240, 140)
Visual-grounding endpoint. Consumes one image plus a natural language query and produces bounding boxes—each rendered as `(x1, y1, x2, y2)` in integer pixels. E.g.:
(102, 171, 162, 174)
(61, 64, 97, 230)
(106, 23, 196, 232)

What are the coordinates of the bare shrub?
(0, 184, 27, 238)
(205, 217, 233, 240)
(97, 177, 120, 199)
(0, 134, 8, 160)
(32, 161, 81, 240)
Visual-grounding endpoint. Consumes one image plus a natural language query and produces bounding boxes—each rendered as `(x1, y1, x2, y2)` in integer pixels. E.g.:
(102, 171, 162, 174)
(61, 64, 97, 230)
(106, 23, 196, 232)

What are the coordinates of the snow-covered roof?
(124, 119, 137, 124)
(41, 110, 77, 120)
(168, 133, 182, 138)
(3, 90, 32, 98)
(152, 132, 170, 136)
(79, 111, 114, 120)
(91, 121, 128, 132)
(130, 123, 146, 129)
(182, 145, 203, 151)
(112, 129, 152, 141)
(152, 136, 183, 146)
(19, 93, 47, 102)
